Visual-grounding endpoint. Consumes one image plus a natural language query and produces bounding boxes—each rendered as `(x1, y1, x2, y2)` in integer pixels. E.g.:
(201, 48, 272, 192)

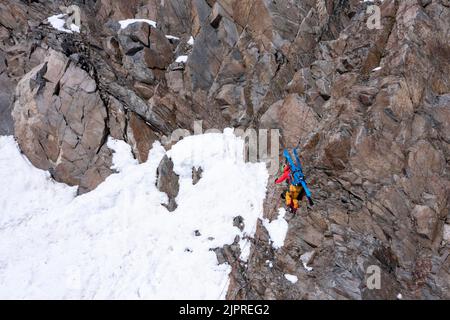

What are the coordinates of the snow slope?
(0, 137, 77, 230)
(0, 130, 268, 299)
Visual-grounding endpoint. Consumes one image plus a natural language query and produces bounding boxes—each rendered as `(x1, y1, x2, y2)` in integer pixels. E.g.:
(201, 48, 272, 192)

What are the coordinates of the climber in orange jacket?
(275, 163, 305, 213)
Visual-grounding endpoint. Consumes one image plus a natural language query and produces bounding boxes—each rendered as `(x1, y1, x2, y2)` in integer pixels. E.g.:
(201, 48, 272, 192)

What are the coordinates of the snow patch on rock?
(444, 224, 450, 242)
(175, 55, 188, 63)
(165, 35, 180, 40)
(107, 138, 138, 172)
(284, 274, 298, 284)
(263, 208, 288, 249)
(118, 18, 157, 29)
(47, 14, 80, 33)
(300, 251, 314, 272)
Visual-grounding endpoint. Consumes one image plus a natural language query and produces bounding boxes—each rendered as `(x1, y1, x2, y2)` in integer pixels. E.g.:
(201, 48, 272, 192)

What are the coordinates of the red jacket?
(275, 165, 291, 184)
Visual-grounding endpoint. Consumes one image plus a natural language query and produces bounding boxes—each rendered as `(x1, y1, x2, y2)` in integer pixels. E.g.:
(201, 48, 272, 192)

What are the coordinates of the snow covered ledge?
(0, 129, 268, 299)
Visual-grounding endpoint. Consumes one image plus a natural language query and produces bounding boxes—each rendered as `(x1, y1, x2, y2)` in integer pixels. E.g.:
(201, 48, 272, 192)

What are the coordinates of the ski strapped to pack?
(283, 148, 312, 201)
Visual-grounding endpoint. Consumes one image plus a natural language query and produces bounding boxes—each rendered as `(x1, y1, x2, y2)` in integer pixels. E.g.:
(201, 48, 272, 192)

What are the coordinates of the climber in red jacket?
(275, 163, 291, 184)
(275, 163, 305, 213)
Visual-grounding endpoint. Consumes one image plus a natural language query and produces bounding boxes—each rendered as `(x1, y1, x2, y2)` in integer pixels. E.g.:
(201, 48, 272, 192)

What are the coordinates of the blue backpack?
(283, 149, 312, 201)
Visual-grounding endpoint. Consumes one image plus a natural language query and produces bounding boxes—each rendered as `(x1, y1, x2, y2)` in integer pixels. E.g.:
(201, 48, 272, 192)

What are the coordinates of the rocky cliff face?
(1, 0, 449, 299)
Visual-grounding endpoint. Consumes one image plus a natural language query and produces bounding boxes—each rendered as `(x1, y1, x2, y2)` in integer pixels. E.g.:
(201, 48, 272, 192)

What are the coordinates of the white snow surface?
(300, 251, 314, 272)
(118, 19, 157, 29)
(0, 130, 268, 299)
(70, 24, 80, 33)
(443, 224, 450, 242)
(107, 138, 138, 171)
(47, 14, 80, 33)
(284, 274, 298, 284)
(0, 137, 77, 229)
(188, 36, 195, 46)
(165, 35, 180, 41)
(262, 208, 288, 249)
(175, 55, 188, 63)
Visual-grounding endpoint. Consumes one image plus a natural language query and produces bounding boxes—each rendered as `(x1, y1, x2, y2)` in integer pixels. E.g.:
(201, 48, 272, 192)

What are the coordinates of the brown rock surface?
(156, 155, 180, 212)
(12, 49, 111, 193)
